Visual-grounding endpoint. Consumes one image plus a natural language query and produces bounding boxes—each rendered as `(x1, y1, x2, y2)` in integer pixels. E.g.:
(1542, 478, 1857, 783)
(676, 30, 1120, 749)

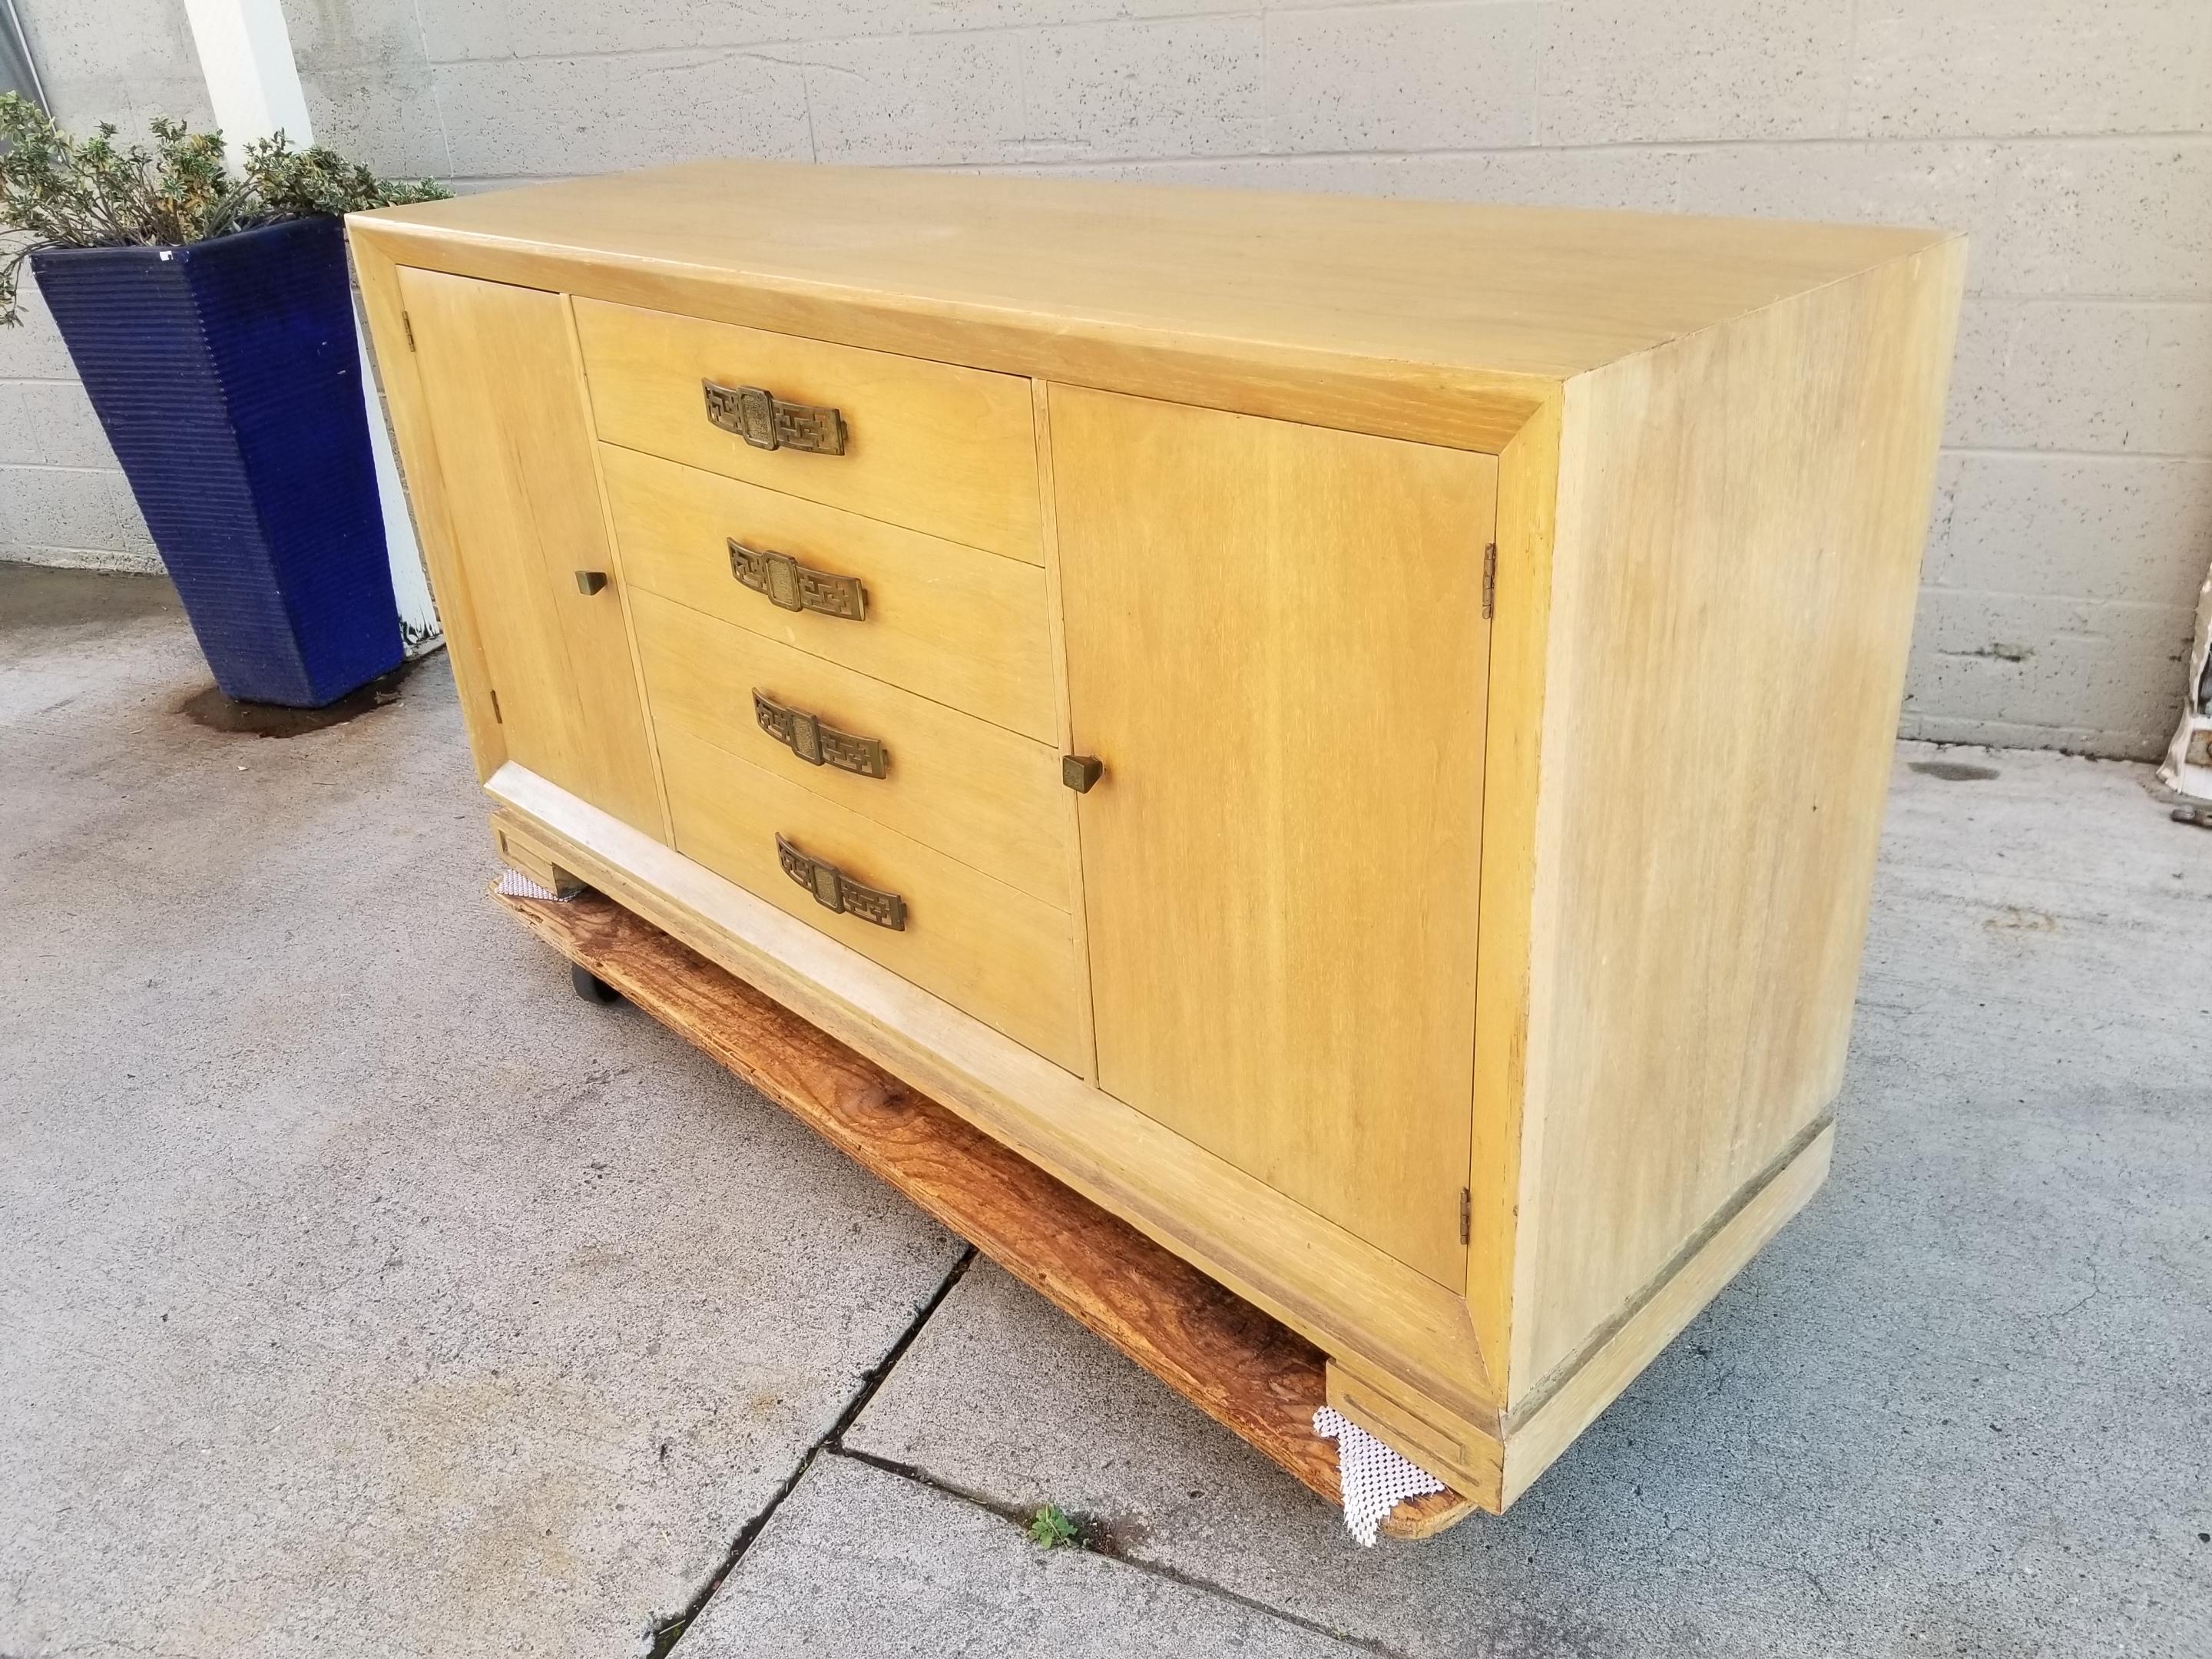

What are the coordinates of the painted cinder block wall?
(5, 0, 2210, 761)
(0, 0, 212, 574)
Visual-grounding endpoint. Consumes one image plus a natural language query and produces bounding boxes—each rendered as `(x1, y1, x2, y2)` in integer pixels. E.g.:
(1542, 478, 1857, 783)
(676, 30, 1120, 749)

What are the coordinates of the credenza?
(350, 161, 1962, 1512)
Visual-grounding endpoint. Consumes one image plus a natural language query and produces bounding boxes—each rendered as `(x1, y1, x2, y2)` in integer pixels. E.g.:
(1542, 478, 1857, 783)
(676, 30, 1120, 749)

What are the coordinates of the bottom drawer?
(659, 723, 1088, 1074)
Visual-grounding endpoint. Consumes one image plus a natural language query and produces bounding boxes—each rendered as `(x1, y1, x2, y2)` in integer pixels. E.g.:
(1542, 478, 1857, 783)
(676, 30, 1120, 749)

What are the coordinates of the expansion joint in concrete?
(833, 1436, 1422, 1657)
(644, 1244, 979, 1655)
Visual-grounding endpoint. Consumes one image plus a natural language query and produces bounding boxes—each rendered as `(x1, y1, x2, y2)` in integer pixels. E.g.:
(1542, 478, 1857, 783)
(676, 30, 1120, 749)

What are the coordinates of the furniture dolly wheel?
(571, 963, 621, 1005)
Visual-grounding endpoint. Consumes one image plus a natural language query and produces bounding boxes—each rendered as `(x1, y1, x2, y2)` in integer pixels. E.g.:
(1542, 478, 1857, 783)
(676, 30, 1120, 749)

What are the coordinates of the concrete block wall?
(0, 0, 212, 575)
(6, 0, 2208, 758)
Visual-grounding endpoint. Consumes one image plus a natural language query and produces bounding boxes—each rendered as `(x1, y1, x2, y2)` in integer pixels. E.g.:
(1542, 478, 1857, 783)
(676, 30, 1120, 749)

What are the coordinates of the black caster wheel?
(571, 963, 621, 1005)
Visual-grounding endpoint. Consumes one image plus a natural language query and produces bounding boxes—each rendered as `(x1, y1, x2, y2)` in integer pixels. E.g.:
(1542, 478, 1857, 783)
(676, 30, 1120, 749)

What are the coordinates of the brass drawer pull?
(777, 835, 906, 929)
(729, 538, 868, 621)
(703, 379, 848, 455)
(753, 690, 889, 778)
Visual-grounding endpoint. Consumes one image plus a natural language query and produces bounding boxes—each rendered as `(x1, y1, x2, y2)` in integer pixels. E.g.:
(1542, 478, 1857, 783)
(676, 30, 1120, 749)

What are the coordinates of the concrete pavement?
(3, 565, 2207, 1657)
(0, 568, 964, 1656)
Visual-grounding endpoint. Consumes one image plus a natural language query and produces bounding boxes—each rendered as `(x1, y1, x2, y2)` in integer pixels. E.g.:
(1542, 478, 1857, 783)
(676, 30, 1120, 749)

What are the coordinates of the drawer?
(659, 722, 1087, 1073)
(575, 298, 1041, 561)
(603, 444, 1055, 742)
(632, 588, 1071, 909)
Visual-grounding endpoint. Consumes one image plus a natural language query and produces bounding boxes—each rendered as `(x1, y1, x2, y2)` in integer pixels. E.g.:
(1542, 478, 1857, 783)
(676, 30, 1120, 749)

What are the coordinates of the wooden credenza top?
(356, 158, 1952, 397)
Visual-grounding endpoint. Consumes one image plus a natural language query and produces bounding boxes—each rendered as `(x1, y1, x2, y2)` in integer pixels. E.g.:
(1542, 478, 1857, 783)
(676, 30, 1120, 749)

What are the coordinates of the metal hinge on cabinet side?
(402, 311, 416, 352)
(488, 687, 502, 724)
(1481, 543, 1497, 621)
(1459, 1187, 1472, 1246)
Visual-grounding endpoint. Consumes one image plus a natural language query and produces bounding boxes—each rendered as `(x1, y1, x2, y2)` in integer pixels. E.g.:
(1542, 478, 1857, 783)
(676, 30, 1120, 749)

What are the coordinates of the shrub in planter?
(0, 96, 448, 707)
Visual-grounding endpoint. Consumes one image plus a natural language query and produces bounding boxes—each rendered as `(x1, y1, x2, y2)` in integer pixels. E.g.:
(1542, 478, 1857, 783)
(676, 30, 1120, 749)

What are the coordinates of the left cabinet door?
(398, 267, 663, 837)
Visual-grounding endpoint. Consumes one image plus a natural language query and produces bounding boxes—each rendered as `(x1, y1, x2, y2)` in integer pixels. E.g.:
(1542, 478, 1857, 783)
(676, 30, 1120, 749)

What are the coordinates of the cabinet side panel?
(1512, 240, 1966, 1396)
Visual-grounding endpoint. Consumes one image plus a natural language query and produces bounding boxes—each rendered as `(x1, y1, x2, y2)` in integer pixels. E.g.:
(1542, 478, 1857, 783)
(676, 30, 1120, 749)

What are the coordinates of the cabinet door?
(1052, 387, 1494, 1286)
(399, 267, 661, 837)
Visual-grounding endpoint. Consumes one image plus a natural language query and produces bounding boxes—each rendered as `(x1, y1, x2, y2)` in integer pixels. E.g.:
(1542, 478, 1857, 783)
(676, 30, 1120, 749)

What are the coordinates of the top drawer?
(574, 299, 1042, 561)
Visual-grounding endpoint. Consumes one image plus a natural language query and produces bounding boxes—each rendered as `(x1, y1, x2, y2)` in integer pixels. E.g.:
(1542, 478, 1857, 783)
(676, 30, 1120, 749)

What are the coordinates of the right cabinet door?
(1051, 386, 1496, 1286)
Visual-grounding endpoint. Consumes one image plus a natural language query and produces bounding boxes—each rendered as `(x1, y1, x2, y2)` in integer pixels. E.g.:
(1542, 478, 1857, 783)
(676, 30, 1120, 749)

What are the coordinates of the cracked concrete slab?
(844, 747, 2212, 1657)
(0, 569, 968, 1657)
(679, 1452, 1369, 1657)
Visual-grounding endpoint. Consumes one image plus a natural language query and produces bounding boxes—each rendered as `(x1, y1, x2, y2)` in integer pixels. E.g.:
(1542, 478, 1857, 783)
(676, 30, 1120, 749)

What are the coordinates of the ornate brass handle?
(703, 379, 847, 455)
(728, 538, 867, 621)
(753, 690, 889, 778)
(777, 836, 905, 929)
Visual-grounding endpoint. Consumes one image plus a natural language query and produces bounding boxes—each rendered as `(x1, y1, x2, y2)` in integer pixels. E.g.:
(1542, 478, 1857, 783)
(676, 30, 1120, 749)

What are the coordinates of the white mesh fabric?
(1313, 1406, 1448, 1546)
(496, 869, 570, 901)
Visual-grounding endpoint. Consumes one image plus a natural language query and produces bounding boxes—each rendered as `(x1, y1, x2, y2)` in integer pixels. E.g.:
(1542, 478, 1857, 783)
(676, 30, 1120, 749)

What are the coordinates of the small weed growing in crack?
(1028, 1504, 1081, 1550)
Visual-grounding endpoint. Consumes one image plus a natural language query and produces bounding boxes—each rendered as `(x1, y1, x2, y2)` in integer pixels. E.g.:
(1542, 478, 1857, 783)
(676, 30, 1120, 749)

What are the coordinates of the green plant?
(1027, 1503, 1081, 1550)
(0, 92, 447, 325)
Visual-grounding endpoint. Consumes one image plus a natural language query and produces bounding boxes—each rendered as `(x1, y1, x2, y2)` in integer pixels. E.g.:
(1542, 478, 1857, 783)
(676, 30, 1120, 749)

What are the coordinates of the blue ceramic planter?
(33, 216, 403, 707)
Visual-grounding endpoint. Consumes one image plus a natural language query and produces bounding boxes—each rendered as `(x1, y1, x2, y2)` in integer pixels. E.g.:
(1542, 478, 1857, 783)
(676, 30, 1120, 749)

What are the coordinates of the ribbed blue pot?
(33, 216, 403, 707)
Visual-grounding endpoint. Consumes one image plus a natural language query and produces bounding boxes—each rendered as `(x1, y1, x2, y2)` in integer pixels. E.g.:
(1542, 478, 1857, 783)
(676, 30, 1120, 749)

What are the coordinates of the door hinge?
(1481, 542, 1497, 621)
(1459, 1187, 1472, 1246)
(402, 311, 416, 352)
(488, 687, 502, 724)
